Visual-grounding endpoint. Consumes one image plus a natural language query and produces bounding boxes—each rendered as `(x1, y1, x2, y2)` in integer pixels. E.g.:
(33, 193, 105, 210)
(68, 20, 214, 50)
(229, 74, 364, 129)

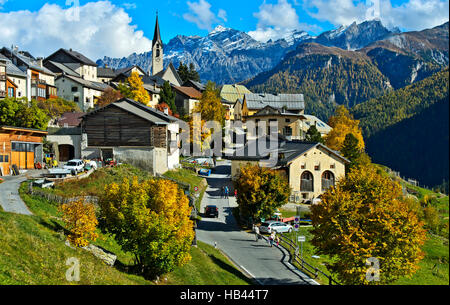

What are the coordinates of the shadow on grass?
(207, 253, 255, 285)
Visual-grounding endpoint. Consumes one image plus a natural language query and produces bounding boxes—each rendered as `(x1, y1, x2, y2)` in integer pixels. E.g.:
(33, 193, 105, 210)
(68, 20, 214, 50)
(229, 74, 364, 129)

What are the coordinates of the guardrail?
(278, 234, 340, 285)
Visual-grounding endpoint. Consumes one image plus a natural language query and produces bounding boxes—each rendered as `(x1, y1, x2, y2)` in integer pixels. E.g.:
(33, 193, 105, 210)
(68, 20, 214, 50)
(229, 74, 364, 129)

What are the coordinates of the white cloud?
(218, 9, 227, 22)
(122, 2, 137, 10)
(0, 1, 152, 59)
(248, 0, 318, 42)
(304, 0, 449, 30)
(183, 0, 226, 31)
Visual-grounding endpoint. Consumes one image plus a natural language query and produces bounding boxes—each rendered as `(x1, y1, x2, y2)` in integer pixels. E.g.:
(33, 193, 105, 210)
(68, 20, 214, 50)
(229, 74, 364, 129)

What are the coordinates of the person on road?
(254, 225, 260, 242)
(269, 231, 276, 247)
(225, 186, 229, 198)
(276, 235, 280, 247)
(221, 186, 225, 198)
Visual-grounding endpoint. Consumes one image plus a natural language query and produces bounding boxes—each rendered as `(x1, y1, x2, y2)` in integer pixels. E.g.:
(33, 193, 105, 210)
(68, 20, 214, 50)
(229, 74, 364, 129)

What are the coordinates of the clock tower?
(152, 13, 163, 75)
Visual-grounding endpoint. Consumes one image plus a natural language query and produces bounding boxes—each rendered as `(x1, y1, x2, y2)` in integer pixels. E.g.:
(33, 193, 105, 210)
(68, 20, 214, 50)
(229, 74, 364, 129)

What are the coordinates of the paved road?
(196, 160, 317, 285)
(0, 170, 44, 215)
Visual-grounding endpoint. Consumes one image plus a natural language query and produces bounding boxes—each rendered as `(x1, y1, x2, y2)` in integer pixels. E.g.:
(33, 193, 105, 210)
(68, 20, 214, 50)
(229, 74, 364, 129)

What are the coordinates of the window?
(0, 155, 9, 162)
(72, 86, 78, 92)
(330, 164, 335, 169)
(300, 171, 314, 192)
(284, 126, 292, 136)
(285, 119, 291, 123)
(8, 87, 14, 97)
(322, 171, 335, 191)
(74, 96, 79, 103)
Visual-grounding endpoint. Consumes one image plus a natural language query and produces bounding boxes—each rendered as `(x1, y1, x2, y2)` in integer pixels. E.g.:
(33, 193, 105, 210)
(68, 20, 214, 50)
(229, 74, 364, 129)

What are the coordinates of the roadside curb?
(215, 247, 263, 285)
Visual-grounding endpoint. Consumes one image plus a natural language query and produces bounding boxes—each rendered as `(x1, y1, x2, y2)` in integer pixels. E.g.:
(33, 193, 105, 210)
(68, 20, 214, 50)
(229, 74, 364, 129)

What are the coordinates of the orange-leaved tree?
(99, 177, 194, 279)
(96, 87, 123, 108)
(234, 163, 291, 225)
(60, 199, 99, 247)
(325, 105, 365, 152)
(310, 164, 427, 285)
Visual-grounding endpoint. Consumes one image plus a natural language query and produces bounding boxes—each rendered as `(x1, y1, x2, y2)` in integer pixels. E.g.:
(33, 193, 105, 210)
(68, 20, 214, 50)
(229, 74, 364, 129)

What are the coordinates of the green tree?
(37, 97, 80, 118)
(188, 63, 201, 82)
(310, 164, 427, 285)
(234, 164, 291, 224)
(341, 133, 361, 161)
(305, 125, 323, 143)
(159, 81, 177, 114)
(177, 61, 189, 83)
(117, 81, 133, 99)
(99, 177, 194, 279)
(0, 97, 49, 130)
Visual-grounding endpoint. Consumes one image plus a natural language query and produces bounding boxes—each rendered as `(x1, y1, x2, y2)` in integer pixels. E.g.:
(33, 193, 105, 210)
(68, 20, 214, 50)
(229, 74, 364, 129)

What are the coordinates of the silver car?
(259, 221, 293, 233)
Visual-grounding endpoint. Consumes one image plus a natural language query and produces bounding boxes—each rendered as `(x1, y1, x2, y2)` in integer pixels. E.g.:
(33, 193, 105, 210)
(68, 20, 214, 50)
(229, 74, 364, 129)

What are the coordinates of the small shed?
(0, 126, 47, 176)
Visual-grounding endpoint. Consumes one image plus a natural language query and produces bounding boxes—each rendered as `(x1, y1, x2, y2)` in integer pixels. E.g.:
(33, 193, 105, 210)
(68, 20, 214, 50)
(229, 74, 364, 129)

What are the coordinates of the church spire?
(152, 12, 162, 48)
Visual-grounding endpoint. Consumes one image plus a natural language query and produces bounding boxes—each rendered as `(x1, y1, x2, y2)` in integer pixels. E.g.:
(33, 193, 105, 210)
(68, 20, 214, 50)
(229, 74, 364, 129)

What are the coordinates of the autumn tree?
(305, 125, 323, 143)
(159, 81, 177, 114)
(96, 87, 123, 107)
(234, 164, 291, 225)
(310, 164, 427, 285)
(60, 199, 99, 247)
(37, 97, 80, 118)
(325, 105, 365, 152)
(124, 71, 150, 105)
(194, 81, 226, 127)
(99, 177, 194, 278)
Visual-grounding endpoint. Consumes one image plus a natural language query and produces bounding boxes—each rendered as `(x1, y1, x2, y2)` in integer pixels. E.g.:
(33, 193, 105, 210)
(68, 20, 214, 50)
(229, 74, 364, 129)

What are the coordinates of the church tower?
(152, 13, 163, 75)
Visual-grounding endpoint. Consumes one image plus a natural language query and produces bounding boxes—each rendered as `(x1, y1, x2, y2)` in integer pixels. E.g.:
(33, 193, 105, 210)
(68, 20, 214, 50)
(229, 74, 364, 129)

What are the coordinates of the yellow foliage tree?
(127, 71, 150, 105)
(60, 200, 99, 247)
(99, 177, 194, 278)
(194, 81, 226, 127)
(325, 105, 365, 152)
(310, 164, 427, 284)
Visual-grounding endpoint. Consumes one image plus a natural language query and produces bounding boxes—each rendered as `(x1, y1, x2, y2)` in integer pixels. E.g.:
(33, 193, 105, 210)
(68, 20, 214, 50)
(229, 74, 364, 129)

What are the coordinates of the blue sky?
(0, 0, 448, 59)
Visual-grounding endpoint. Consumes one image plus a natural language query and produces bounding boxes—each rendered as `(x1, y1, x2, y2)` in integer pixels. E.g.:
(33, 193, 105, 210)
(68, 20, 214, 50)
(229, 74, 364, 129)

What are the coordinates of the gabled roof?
(251, 105, 305, 117)
(56, 74, 110, 92)
(225, 138, 349, 166)
(244, 93, 305, 110)
(0, 54, 26, 77)
(0, 48, 55, 76)
(183, 79, 206, 92)
(97, 67, 116, 78)
(46, 48, 97, 66)
(82, 98, 182, 125)
(220, 84, 252, 102)
(114, 65, 147, 76)
(173, 86, 202, 99)
(46, 61, 79, 77)
(56, 112, 86, 127)
(302, 115, 332, 133)
(154, 62, 183, 86)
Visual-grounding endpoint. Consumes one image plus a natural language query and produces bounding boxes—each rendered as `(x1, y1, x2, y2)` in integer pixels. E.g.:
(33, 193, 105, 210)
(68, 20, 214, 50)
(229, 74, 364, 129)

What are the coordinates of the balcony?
(31, 78, 47, 86)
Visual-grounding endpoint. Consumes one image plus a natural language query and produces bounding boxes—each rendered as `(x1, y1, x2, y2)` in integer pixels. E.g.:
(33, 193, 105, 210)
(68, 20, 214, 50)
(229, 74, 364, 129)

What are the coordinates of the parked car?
(259, 221, 293, 233)
(205, 205, 219, 218)
(305, 197, 322, 205)
(63, 159, 85, 175)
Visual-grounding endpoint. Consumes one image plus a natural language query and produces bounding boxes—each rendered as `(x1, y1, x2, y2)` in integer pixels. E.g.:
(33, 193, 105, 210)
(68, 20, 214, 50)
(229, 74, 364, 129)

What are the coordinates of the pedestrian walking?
(254, 225, 260, 242)
(221, 186, 225, 198)
(225, 186, 229, 198)
(269, 231, 276, 247)
(234, 189, 237, 197)
(276, 235, 280, 247)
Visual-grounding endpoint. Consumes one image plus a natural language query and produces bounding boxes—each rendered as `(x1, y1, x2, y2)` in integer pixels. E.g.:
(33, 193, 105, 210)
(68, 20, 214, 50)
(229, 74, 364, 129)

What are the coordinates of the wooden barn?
(0, 126, 47, 176)
(81, 98, 181, 175)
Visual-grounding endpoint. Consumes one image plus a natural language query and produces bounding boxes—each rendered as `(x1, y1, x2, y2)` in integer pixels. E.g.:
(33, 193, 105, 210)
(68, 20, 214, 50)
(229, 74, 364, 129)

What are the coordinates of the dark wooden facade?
(82, 105, 167, 148)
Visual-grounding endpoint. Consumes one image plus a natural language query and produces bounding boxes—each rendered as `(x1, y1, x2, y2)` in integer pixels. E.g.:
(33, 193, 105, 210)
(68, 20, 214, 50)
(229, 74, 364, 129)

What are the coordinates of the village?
(0, 12, 447, 289)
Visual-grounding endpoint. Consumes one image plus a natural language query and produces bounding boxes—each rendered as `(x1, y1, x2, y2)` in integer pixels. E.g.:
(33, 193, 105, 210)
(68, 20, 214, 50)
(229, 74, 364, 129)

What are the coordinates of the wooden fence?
(278, 234, 340, 285)
(29, 188, 99, 206)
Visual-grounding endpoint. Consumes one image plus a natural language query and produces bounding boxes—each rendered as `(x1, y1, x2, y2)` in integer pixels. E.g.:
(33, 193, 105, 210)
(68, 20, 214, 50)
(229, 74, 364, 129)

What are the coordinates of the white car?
(259, 221, 293, 234)
(63, 159, 85, 174)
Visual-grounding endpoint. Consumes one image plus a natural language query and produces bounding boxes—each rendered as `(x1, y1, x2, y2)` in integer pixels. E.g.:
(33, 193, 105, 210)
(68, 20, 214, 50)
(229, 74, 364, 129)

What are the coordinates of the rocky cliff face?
(97, 26, 311, 84)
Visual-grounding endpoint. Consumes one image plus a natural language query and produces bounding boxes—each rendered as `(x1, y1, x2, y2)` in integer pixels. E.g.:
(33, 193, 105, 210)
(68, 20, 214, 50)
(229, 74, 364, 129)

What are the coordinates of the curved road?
(196, 160, 317, 285)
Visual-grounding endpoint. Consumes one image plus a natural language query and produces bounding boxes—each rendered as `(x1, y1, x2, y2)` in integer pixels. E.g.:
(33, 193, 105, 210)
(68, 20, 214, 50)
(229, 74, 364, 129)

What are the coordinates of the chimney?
(164, 107, 169, 115)
(37, 57, 43, 68)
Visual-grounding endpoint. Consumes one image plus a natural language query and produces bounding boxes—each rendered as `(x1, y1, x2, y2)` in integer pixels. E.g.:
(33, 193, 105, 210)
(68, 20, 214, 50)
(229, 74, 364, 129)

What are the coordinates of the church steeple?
(152, 12, 163, 75)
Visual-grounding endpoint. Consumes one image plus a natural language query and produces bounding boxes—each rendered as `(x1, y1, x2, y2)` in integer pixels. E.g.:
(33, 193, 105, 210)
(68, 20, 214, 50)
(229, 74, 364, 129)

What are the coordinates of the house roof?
(154, 62, 183, 86)
(56, 112, 86, 127)
(82, 98, 182, 125)
(114, 65, 147, 77)
(46, 61, 79, 77)
(0, 125, 48, 135)
(46, 48, 97, 66)
(225, 138, 349, 166)
(0, 54, 26, 77)
(302, 114, 332, 133)
(250, 105, 306, 118)
(5, 50, 55, 76)
(97, 67, 116, 78)
(57, 74, 110, 92)
(220, 84, 252, 102)
(173, 86, 202, 99)
(244, 93, 305, 110)
(183, 79, 206, 92)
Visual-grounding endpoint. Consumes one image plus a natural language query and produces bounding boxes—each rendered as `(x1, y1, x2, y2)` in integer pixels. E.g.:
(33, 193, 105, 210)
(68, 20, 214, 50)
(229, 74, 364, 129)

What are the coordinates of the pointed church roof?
(152, 14, 162, 47)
